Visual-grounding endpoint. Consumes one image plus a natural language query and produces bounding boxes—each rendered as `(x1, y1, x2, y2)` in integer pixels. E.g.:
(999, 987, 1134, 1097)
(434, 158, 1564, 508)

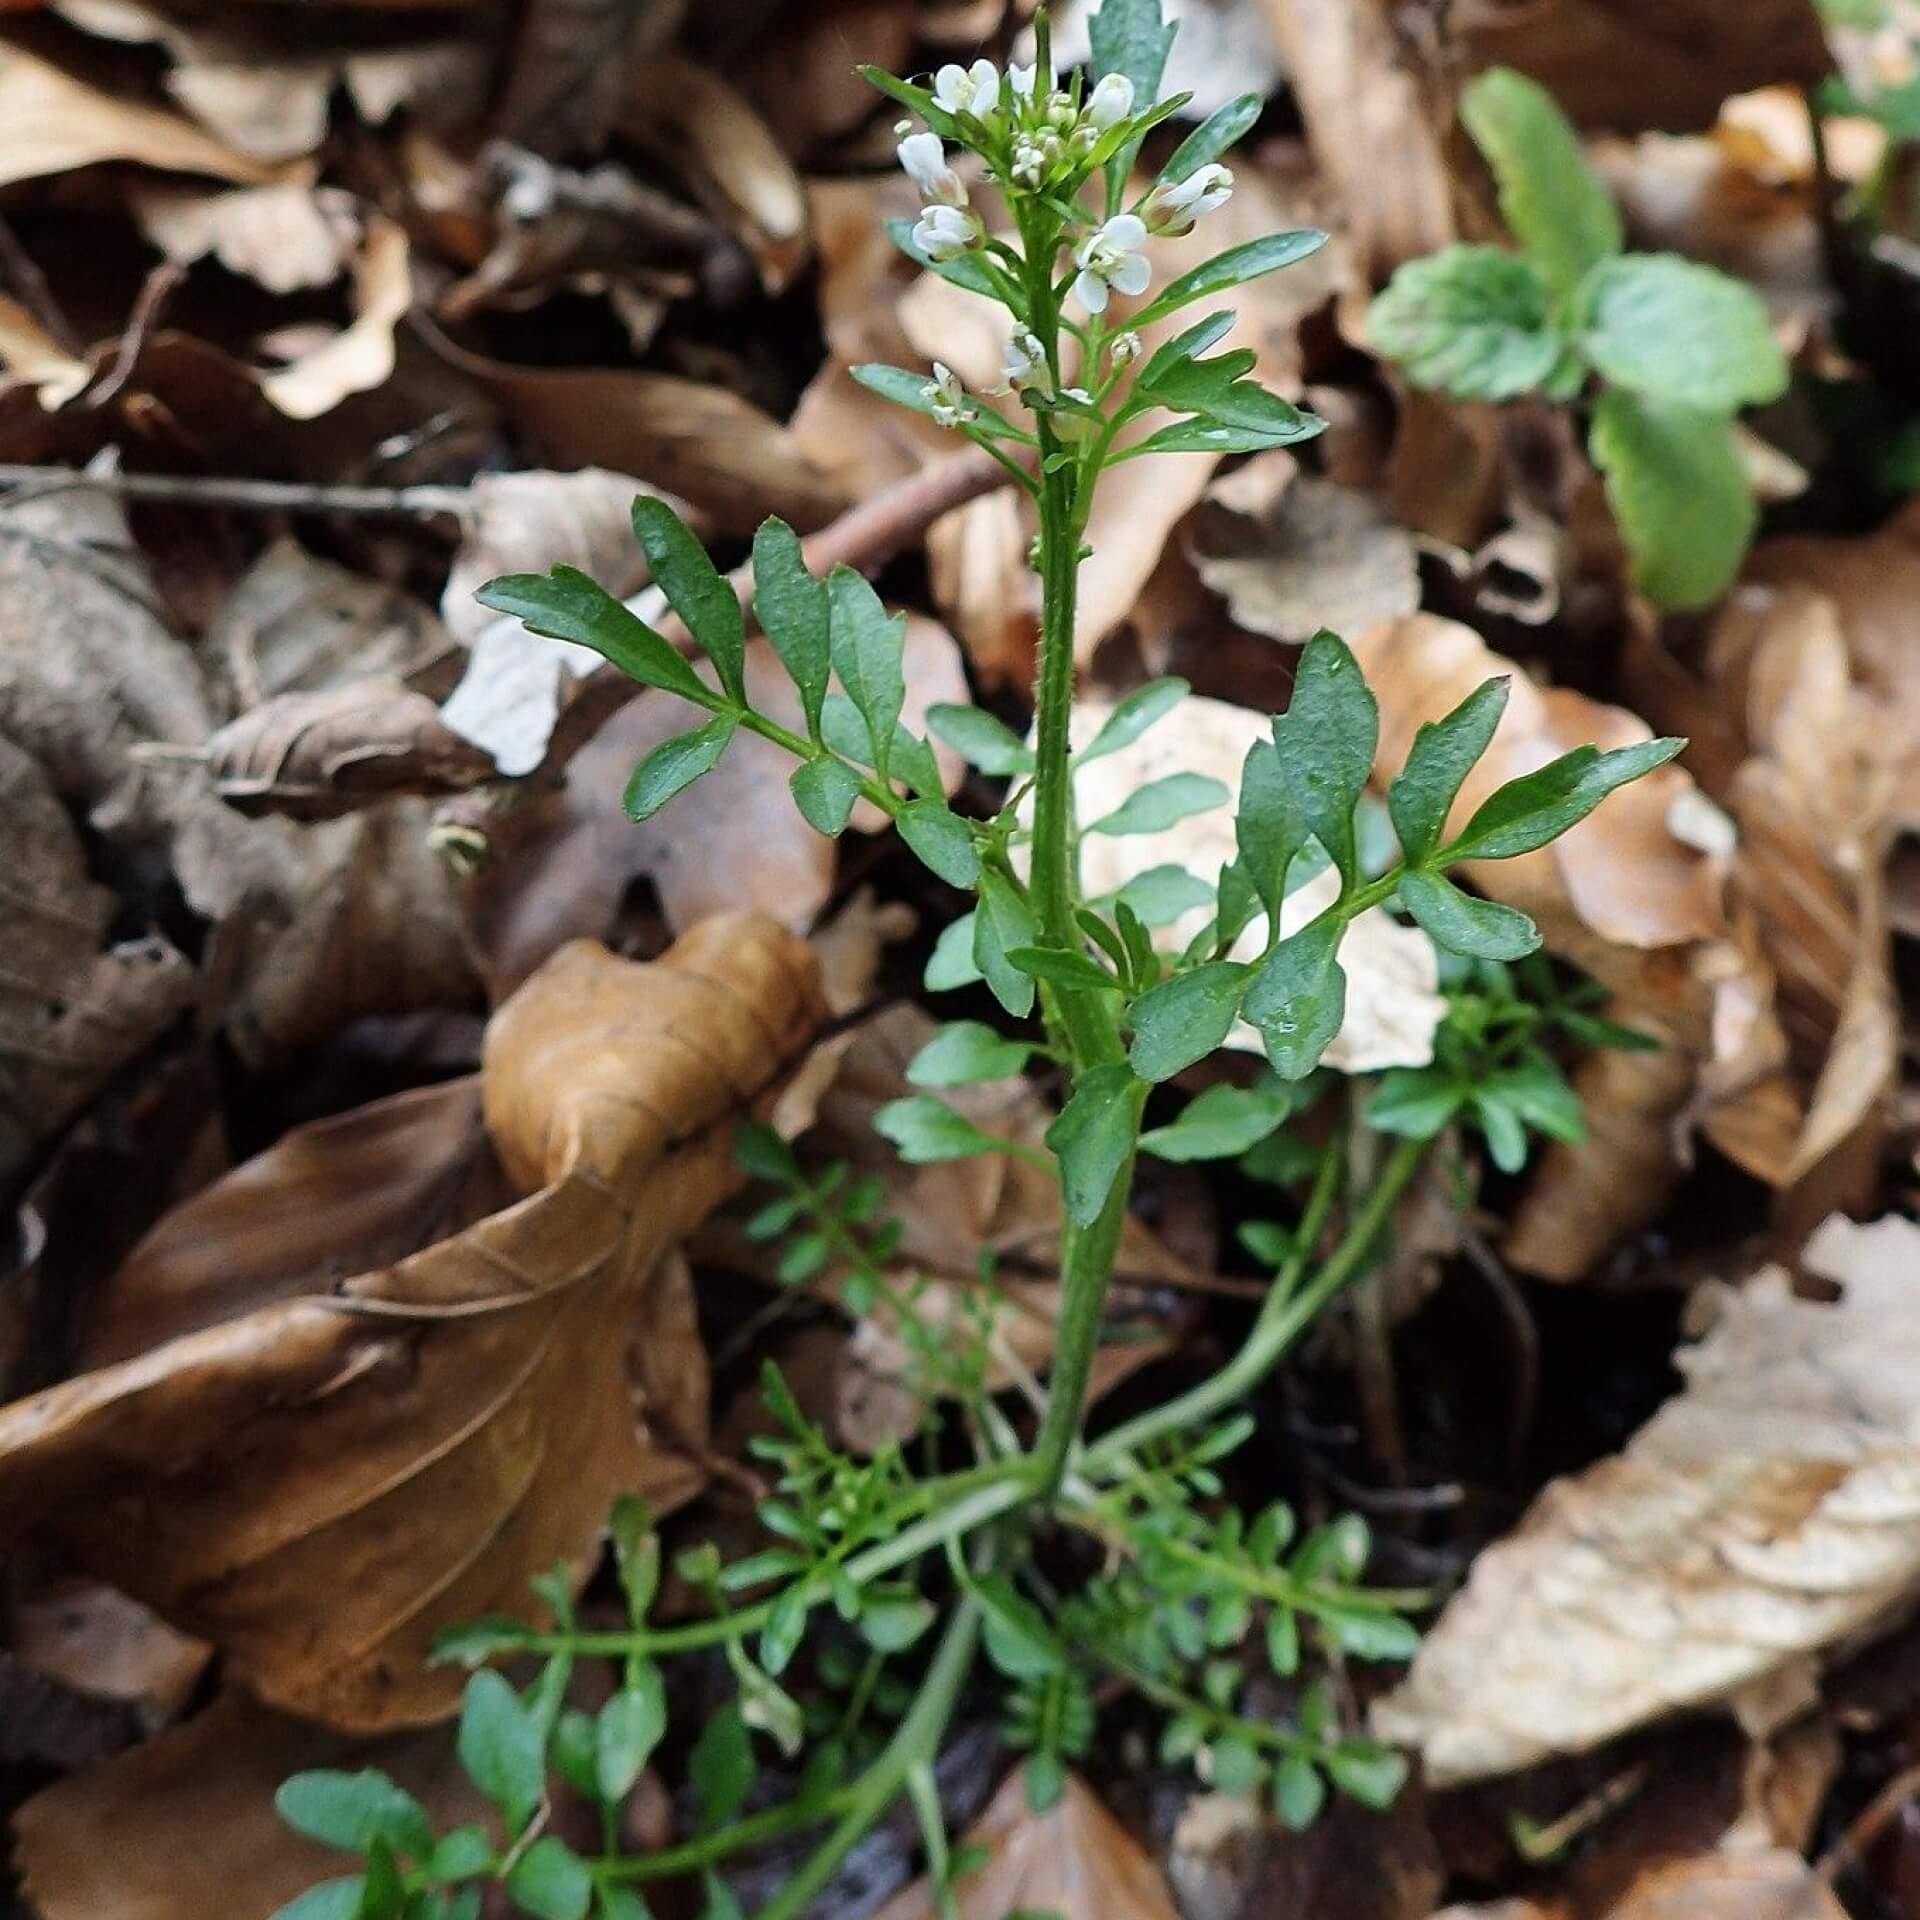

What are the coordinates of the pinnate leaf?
(1388, 676, 1509, 862)
(631, 496, 746, 705)
(475, 567, 714, 708)
(1130, 230, 1329, 330)
(751, 517, 829, 735)
(623, 713, 738, 821)
(1268, 629, 1377, 887)
(1448, 730, 1686, 860)
(1397, 869, 1541, 961)
(827, 566, 907, 782)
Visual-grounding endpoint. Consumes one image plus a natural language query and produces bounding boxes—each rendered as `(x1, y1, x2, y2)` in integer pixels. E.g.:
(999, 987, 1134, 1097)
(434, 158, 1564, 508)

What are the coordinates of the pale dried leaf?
(130, 182, 360, 294)
(1192, 460, 1420, 647)
(1063, 692, 1444, 1073)
(872, 1769, 1179, 1920)
(0, 294, 89, 406)
(0, 918, 822, 1728)
(14, 1581, 211, 1717)
(1375, 1214, 1920, 1785)
(1599, 1849, 1846, 1919)
(0, 38, 280, 186)
(260, 215, 412, 420)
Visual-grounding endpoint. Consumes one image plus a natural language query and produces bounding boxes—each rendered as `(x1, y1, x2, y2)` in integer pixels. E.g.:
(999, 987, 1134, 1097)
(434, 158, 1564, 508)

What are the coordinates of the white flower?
(922, 361, 975, 430)
(1142, 163, 1234, 235)
(897, 130, 965, 206)
(1010, 129, 1059, 188)
(1072, 212, 1152, 314)
(1008, 57, 1053, 104)
(1085, 73, 1135, 131)
(1109, 330, 1143, 368)
(911, 202, 981, 262)
(997, 325, 1052, 396)
(934, 59, 999, 118)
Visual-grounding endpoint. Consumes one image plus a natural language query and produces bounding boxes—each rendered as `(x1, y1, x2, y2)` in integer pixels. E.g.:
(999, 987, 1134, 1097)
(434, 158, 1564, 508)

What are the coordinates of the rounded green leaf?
(275, 1771, 433, 1861)
(1577, 254, 1788, 413)
(1368, 247, 1569, 402)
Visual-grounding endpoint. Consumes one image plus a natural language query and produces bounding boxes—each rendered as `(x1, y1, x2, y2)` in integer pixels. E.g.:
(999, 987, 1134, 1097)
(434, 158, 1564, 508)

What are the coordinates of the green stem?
(600, 1786, 861, 1882)
(751, 1598, 982, 1920)
(1082, 1136, 1427, 1474)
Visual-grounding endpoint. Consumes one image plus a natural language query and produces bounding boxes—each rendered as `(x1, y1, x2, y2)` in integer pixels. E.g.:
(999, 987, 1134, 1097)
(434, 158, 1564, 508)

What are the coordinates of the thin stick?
(0, 212, 83, 355)
(0, 467, 476, 521)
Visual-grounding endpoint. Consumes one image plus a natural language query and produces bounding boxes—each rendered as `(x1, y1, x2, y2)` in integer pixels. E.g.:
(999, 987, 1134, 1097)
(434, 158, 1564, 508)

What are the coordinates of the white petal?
(967, 59, 1000, 112)
(1111, 252, 1152, 297)
(933, 64, 967, 110)
(1102, 213, 1148, 249)
(1074, 269, 1110, 314)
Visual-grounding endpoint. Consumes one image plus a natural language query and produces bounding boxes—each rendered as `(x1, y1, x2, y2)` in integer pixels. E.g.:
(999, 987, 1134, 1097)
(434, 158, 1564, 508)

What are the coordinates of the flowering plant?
(266, 13, 1682, 1920)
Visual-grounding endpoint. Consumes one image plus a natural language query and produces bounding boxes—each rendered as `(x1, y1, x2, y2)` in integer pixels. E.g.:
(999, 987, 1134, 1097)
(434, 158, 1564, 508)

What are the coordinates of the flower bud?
(1085, 73, 1135, 131)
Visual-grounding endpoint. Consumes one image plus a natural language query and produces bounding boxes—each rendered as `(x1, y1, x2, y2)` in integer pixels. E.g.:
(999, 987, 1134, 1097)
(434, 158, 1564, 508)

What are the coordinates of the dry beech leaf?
(622, 54, 812, 295)
(0, 293, 90, 407)
(0, 36, 281, 186)
(0, 917, 824, 1730)
(1255, 0, 1455, 274)
(1061, 692, 1445, 1073)
(259, 214, 412, 421)
(1375, 1214, 1920, 1786)
(1190, 455, 1420, 647)
(441, 467, 685, 648)
(153, 683, 497, 820)
(1451, 0, 1831, 133)
(1599, 1849, 1846, 1919)
(15, 1690, 495, 1920)
(0, 733, 196, 1187)
(130, 181, 360, 294)
(872, 1768, 1179, 1920)
(14, 1580, 211, 1719)
(422, 315, 846, 536)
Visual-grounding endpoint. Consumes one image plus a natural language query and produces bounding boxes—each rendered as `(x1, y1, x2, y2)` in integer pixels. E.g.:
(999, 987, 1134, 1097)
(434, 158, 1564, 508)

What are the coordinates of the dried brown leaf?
(259, 214, 412, 421)
(1375, 1214, 1920, 1785)
(130, 181, 360, 294)
(1599, 1850, 1846, 1919)
(872, 1769, 1179, 1920)
(0, 917, 823, 1728)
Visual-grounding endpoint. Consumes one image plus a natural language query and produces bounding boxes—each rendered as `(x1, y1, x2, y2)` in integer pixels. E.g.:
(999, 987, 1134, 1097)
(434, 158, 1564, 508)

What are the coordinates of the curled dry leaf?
(1065, 691, 1445, 1073)
(1190, 454, 1421, 647)
(1450, 0, 1831, 132)
(1375, 1214, 1920, 1786)
(130, 181, 361, 295)
(154, 683, 497, 819)
(872, 1768, 1179, 1920)
(15, 1690, 495, 1920)
(0, 917, 824, 1729)
(0, 294, 90, 407)
(258, 213, 412, 420)
(0, 36, 281, 187)
(0, 733, 196, 1188)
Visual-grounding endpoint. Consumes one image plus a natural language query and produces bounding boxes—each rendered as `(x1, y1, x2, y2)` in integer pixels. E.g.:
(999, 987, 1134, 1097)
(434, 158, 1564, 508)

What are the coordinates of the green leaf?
(1460, 66, 1622, 297)
(976, 870, 1041, 1018)
(609, 1498, 659, 1622)
(1398, 869, 1540, 960)
(1140, 1082, 1291, 1160)
(850, 355, 1030, 439)
(1235, 737, 1309, 918)
(751, 518, 829, 736)
(1129, 230, 1329, 330)
(926, 703, 1033, 775)
(1366, 1065, 1466, 1139)
(1128, 413, 1324, 457)
(790, 754, 864, 836)
(1024, 1751, 1067, 1815)
(690, 1704, 756, 1832)
(269, 1878, 367, 1920)
(1244, 916, 1346, 1080)
(907, 1021, 1033, 1087)
(507, 1838, 593, 1920)
(858, 1589, 936, 1651)
(898, 799, 980, 887)
(1577, 253, 1788, 412)
(1160, 93, 1262, 184)
(1447, 731, 1686, 860)
(1368, 246, 1568, 402)
(1325, 1739, 1409, 1811)
(1210, 1732, 1264, 1793)
(427, 1827, 494, 1885)
(630, 496, 745, 705)
(1587, 390, 1756, 610)
(1269, 629, 1378, 887)
(1489, 1056, 1586, 1142)
(858, 66, 958, 137)
(1046, 1062, 1144, 1226)
(880, 221, 1024, 310)
(1111, 864, 1215, 927)
(1388, 677, 1509, 862)
(275, 1773, 433, 1861)
(1320, 1609, 1422, 1662)
(623, 712, 739, 821)
(1472, 1087, 1530, 1173)
(1271, 1752, 1326, 1830)
(925, 911, 984, 992)
(475, 568, 715, 709)
(1085, 772, 1230, 836)
(874, 1096, 1004, 1164)
(598, 1889, 652, 1920)
(456, 1670, 544, 1833)
(1006, 945, 1117, 991)
(1127, 962, 1249, 1082)
(595, 1670, 667, 1800)
(1079, 678, 1190, 763)
(1134, 310, 1237, 391)
(1139, 353, 1316, 441)
(827, 567, 907, 783)
(699, 1874, 746, 1920)
(976, 1574, 1064, 1678)
(432, 1618, 537, 1666)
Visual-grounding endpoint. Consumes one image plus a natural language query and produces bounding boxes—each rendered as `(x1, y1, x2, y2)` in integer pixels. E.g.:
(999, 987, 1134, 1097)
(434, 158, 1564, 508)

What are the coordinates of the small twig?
(88, 261, 184, 411)
(0, 211, 83, 356)
(1817, 1758, 1920, 1885)
(0, 466, 475, 521)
